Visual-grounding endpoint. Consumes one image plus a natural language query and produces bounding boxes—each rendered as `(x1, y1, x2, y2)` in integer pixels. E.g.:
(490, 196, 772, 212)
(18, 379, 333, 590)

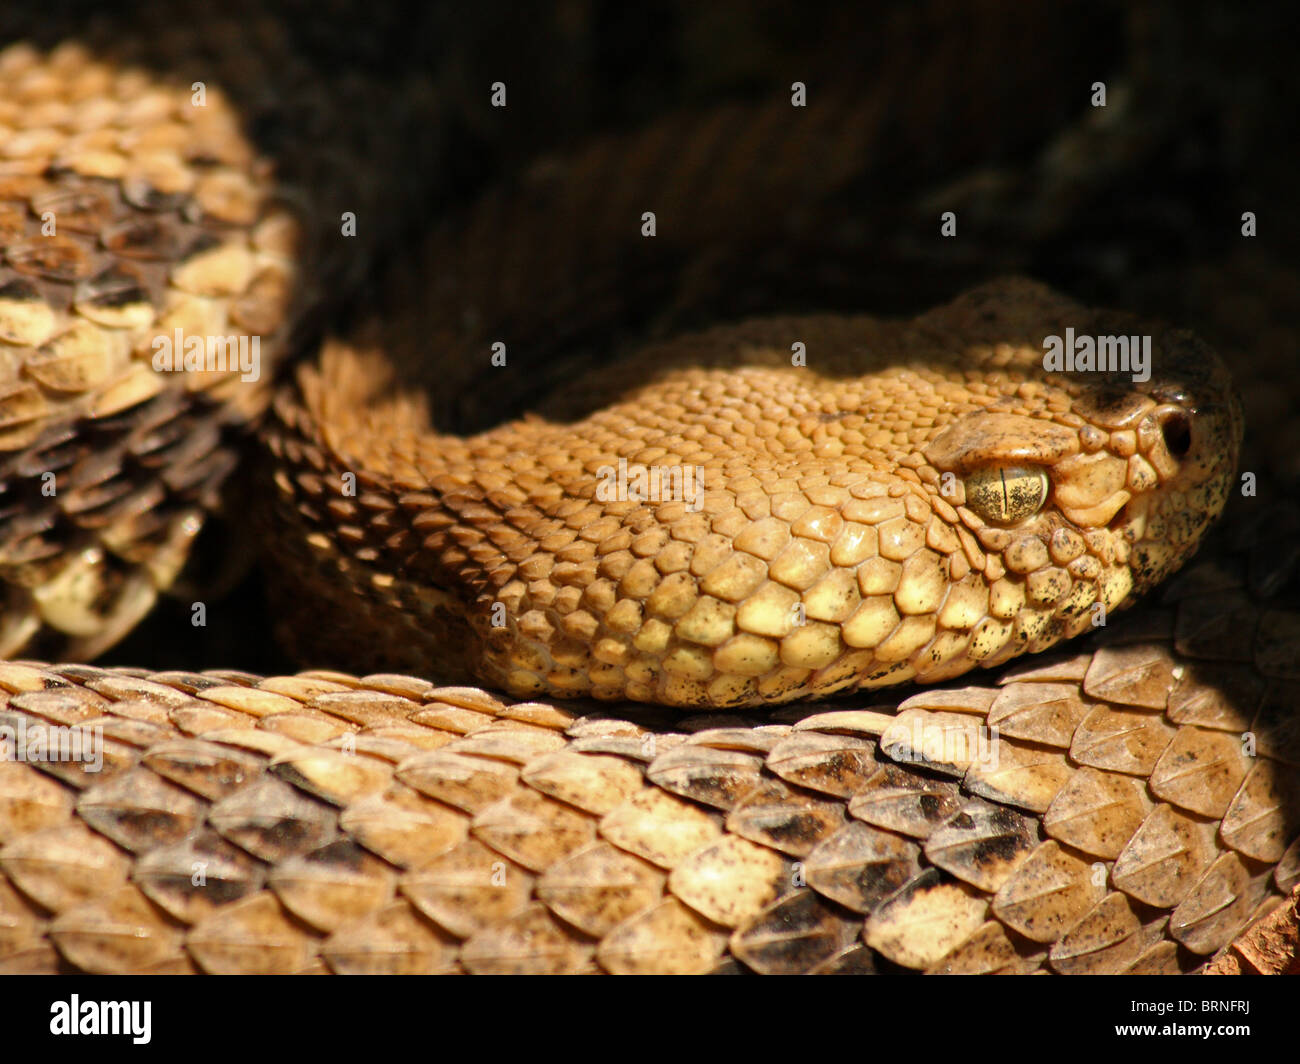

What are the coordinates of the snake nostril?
(1161, 412, 1192, 460)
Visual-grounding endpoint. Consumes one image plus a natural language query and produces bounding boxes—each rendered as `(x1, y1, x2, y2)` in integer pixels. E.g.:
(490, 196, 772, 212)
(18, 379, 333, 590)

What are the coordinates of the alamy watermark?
(151, 328, 261, 382)
(0, 719, 103, 773)
(50, 996, 150, 1044)
(595, 457, 705, 511)
(1042, 327, 1150, 383)
(902, 715, 1001, 772)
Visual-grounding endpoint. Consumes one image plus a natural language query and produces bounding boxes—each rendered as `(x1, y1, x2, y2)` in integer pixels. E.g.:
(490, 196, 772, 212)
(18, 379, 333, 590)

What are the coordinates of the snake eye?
(963, 466, 1049, 525)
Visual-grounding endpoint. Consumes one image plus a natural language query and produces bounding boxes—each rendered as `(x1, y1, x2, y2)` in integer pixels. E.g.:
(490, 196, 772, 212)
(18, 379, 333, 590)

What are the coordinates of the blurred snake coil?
(0, 2, 1296, 975)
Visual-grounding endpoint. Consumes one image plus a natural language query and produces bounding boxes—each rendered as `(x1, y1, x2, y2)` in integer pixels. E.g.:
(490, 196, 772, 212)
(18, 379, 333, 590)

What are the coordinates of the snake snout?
(1147, 386, 1242, 495)
(1119, 363, 1243, 595)
(1144, 334, 1244, 485)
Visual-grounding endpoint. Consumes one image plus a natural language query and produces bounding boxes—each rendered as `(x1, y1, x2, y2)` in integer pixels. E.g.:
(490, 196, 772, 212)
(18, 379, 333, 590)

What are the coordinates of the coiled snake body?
(0, 1, 1296, 974)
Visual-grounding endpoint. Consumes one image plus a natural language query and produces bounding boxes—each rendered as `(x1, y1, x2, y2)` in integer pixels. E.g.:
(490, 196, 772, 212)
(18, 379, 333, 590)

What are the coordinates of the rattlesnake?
(0, 1, 1295, 974)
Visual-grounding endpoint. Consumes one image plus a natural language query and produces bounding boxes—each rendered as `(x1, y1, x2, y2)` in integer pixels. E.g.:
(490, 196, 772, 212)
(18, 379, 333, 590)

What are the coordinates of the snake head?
(922, 301, 1242, 655)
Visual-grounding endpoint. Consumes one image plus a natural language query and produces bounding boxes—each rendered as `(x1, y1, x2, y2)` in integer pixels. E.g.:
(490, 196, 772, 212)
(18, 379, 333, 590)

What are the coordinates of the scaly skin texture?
(0, 1, 1296, 974)
(0, 564, 1297, 976)
(0, 8, 439, 661)
(268, 281, 1240, 707)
